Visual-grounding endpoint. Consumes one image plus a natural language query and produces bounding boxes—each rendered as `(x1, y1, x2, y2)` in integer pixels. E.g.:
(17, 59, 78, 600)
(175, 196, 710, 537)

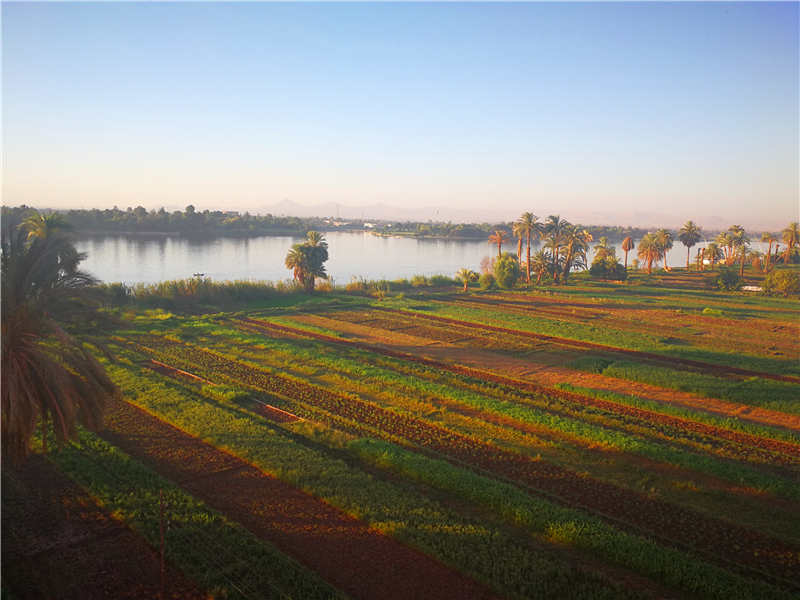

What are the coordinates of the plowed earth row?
(2, 455, 203, 600)
(292, 311, 800, 432)
(98, 397, 496, 600)
(245, 317, 800, 461)
(374, 307, 800, 384)
(129, 333, 800, 587)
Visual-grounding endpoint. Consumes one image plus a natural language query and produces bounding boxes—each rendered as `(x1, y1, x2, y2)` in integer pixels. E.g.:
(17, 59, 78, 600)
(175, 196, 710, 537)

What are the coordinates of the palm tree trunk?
(517, 237, 522, 263)
(526, 233, 531, 284)
(686, 247, 690, 270)
(497, 241, 502, 257)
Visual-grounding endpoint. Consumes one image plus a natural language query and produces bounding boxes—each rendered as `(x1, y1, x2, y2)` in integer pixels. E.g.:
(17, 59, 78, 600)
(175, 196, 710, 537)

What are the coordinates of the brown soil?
(2, 455, 204, 600)
(98, 398, 497, 600)
(290, 312, 800, 433)
(131, 333, 800, 588)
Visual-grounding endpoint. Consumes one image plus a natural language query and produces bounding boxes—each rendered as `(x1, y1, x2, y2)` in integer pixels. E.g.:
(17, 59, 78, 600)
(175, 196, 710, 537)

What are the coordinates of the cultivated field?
(5, 273, 799, 599)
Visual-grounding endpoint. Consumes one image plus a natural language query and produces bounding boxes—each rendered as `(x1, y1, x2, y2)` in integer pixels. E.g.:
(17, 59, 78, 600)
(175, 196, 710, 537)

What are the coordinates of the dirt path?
(98, 398, 497, 600)
(2, 455, 203, 600)
(291, 312, 800, 433)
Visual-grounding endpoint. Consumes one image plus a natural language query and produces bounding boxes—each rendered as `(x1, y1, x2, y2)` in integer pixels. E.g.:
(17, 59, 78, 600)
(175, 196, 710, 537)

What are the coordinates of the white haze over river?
(75, 232, 773, 286)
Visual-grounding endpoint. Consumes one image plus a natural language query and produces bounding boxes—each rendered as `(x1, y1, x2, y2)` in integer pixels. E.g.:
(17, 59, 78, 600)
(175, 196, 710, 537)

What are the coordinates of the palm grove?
(476, 214, 800, 289)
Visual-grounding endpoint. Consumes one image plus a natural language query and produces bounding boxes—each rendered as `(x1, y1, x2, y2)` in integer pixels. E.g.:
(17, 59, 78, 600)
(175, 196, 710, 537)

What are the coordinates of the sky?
(2, 2, 798, 229)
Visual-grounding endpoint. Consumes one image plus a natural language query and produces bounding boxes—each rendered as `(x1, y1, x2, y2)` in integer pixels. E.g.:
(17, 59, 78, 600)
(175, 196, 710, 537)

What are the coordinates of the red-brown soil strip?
(375, 306, 800, 384)
(2, 455, 203, 600)
(135, 332, 800, 588)
(144, 358, 215, 385)
(242, 318, 800, 462)
(98, 397, 496, 600)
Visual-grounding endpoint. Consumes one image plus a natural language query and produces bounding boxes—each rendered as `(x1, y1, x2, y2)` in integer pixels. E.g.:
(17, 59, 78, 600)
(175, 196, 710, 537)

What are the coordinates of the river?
(74, 232, 771, 285)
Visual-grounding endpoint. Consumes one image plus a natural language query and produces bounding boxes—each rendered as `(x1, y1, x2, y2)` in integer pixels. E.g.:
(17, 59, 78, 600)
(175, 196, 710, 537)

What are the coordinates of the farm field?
(5, 274, 799, 599)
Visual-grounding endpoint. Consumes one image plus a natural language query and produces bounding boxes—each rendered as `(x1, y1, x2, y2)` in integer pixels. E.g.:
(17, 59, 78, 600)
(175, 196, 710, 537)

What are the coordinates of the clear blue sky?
(3, 2, 797, 228)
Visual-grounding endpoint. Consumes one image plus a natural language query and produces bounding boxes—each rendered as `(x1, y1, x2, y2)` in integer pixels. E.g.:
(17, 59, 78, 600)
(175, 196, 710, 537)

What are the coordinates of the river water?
(74, 232, 771, 285)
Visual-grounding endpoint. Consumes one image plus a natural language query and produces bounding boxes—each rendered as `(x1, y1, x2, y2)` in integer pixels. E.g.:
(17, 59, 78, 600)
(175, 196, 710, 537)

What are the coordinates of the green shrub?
(715, 267, 741, 291)
(762, 270, 800, 297)
(588, 256, 628, 281)
(478, 272, 496, 290)
(410, 275, 429, 288)
(493, 252, 520, 289)
(701, 307, 724, 316)
(429, 274, 455, 287)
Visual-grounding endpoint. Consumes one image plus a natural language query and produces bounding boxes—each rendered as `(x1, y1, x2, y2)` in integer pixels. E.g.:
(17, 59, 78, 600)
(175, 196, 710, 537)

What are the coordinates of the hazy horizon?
(3, 2, 798, 230)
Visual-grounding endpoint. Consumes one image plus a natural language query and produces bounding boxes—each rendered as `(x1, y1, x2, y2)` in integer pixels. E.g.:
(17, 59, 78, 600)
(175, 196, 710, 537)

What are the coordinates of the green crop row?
(103, 356, 639, 600)
(44, 430, 346, 600)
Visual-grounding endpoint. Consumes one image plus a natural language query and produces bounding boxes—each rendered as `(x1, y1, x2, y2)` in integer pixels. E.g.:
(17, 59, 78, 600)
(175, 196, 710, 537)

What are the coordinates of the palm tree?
(637, 233, 661, 274)
(761, 232, 777, 271)
(285, 231, 329, 293)
(621, 237, 634, 270)
(2, 211, 118, 462)
(654, 228, 673, 271)
(456, 268, 478, 292)
(782, 222, 799, 264)
(530, 249, 549, 284)
(488, 230, 509, 258)
(593, 237, 614, 262)
(561, 226, 592, 282)
(512, 221, 524, 267)
(515, 212, 541, 284)
(544, 215, 569, 284)
(678, 221, 702, 270)
(703, 242, 722, 269)
(716, 231, 734, 265)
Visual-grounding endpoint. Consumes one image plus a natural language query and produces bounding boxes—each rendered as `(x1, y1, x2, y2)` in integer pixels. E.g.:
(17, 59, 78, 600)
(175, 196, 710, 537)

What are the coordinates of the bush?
(410, 275, 429, 288)
(429, 274, 455, 287)
(588, 256, 628, 281)
(493, 253, 520, 289)
(715, 267, 742, 291)
(762, 270, 800, 297)
(479, 272, 496, 290)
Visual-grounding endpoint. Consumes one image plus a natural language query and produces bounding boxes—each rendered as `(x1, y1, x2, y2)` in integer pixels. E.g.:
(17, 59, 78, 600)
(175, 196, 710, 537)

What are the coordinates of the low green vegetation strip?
(46, 430, 345, 600)
(236, 318, 800, 499)
(569, 356, 800, 416)
(397, 301, 800, 378)
(348, 437, 793, 600)
(103, 356, 638, 600)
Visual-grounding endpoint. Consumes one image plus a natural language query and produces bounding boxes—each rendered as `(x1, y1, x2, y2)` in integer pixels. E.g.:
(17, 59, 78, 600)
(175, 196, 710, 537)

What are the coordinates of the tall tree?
(529, 249, 549, 284)
(637, 233, 661, 274)
(514, 212, 541, 284)
(488, 230, 510, 258)
(761, 232, 777, 271)
(2, 211, 118, 462)
(561, 226, 592, 282)
(703, 242, 722, 269)
(782, 222, 799, 264)
(678, 221, 702, 270)
(654, 228, 673, 271)
(285, 231, 329, 293)
(544, 215, 569, 284)
(716, 231, 734, 265)
(621, 237, 634, 270)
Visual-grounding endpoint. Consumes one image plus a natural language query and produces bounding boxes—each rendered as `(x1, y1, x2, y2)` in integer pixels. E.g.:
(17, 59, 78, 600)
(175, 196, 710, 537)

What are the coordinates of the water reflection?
(73, 232, 773, 285)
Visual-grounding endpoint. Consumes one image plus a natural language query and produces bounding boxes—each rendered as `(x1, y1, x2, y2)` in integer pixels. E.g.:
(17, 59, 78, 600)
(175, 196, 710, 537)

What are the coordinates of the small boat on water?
(193, 273, 205, 277)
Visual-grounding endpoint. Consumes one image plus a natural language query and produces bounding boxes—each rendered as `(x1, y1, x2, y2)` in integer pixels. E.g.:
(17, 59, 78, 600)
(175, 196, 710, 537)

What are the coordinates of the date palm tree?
(544, 215, 569, 284)
(716, 231, 734, 265)
(561, 226, 592, 282)
(703, 242, 722, 269)
(654, 228, 673, 271)
(456, 268, 478, 292)
(761, 232, 777, 271)
(678, 221, 702, 270)
(285, 231, 329, 293)
(2, 211, 118, 462)
(637, 233, 661, 274)
(621, 237, 634, 270)
(530, 249, 549, 284)
(514, 212, 541, 284)
(488, 230, 509, 258)
(782, 222, 799, 264)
